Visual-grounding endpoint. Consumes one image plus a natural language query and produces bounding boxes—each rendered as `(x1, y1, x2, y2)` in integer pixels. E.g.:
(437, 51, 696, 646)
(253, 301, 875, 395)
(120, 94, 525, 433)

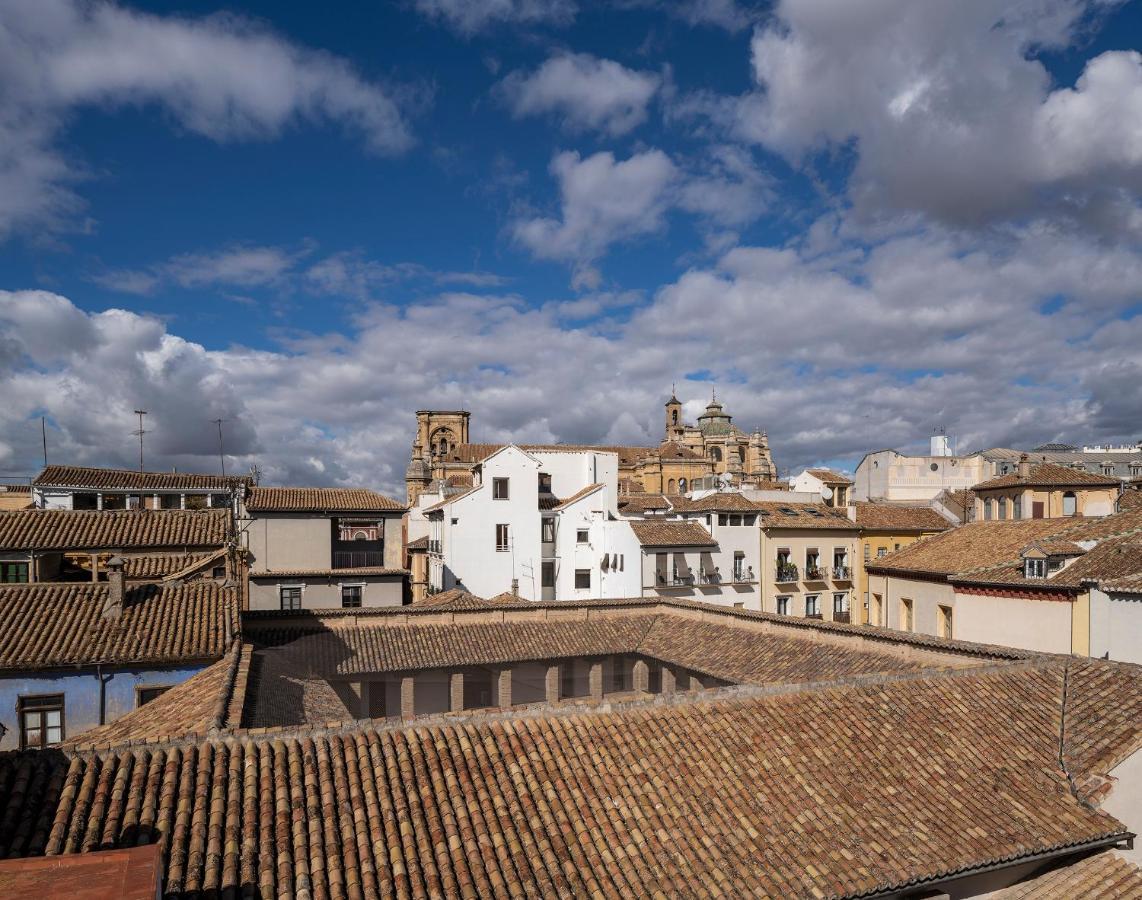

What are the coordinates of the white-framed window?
(1062, 492, 1077, 516)
(805, 594, 820, 617)
(493, 477, 509, 500)
(877, 546, 887, 558)
(574, 569, 591, 589)
(833, 592, 848, 615)
(776, 596, 790, 615)
(542, 518, 555, 542)
(576, 529, 589, 544)
(495, 524, 510, 552)
(280, 585, 302, 610)
(341, 584, 363, 608)
(1025, 558, 1046, 578)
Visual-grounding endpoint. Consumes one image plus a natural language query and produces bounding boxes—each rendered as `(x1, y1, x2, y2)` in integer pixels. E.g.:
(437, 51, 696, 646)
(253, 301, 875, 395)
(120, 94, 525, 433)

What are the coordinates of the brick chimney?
(1017, 453, 1031, 479)
(104, 556, 126, 620)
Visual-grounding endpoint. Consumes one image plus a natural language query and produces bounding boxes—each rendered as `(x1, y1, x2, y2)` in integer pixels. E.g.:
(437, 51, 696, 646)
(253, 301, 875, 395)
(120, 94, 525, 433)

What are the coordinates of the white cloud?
(679, 0, 1142, 229)
(498, 53, 661, 136)
(413, 0, 576, 35)
(4, 219, 1140, 494)
(0, 0, 413, 239)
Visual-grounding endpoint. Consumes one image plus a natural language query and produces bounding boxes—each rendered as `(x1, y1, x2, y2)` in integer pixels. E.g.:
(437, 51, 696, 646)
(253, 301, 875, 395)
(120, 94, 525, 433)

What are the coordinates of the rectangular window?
(729, 515, 742, 526)
(576, 529, 589, 544)
(877, 546, 887, 558)
(938, 604, 953, 639)
(341, 585, 362, 608)
(0, 562, 29, 583)
(542, 518, 555, 542)
(833, 592, 848, 614)
(733, 552, 745, 581)
(541, 561, 555, 588)
(805, 595, 820, 617)
(776, 596, 790, 615)
(137, 685, 172, 707)
(18, 695, 64, 749)
(718, 514, 728, 526)
(280, 586, 302, 610)
(864, 543, 871, 562)
(211, 565, 226, 579)
(901, 598, 914, 632)
(1025, 558, 1046, 578)
(492, 477, 509, 500)
(574, 569, 591, 589)
(894, 543, 901, 552)
(744, 515, 756, 526)
(495, 524, 510, 552)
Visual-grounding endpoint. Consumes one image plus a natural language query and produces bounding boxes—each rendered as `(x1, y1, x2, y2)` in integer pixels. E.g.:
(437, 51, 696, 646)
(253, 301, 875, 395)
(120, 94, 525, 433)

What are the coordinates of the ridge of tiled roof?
(245, 486, 404, 512)
(423, 484, 480, 512)
(120, 552, 218, 580)
(954, 534, 1142, 591)
(551, 483, 604, 511)
(248, 566, 406, 578)
(32, 464, 250, 491)
(854, 502, 952, 532)
(754, 500, 859, 530)
(805, 467, 854, 485)
(409, 588, 528, 610)
(617, 493, 671, 514)
(629, 519, 717, 547)
(1, 660, 1135, 898)
(0, 582, 238, 670)
(974, 462, 1122, 490)
(406, 535, 429, 550)
(0, 508, 230, 550)
(680, 492, 759, 512)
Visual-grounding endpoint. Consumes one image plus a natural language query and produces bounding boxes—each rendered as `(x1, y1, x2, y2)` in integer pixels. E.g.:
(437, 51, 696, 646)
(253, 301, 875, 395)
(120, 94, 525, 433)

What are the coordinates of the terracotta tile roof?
(249, 567, 406, 578)
(0, 582, 237, 670)
(423, 485, 479, 512)
(1102, 572, 1142, 594)
(446, 442, 655, 466)
(0, 661, 1134, 898)
(854, 502, 952, 532)
(682, 492, 759, 512)
(121, 552, 216, 579)
(973, 462, 1121, 490)
(957, 535, 1142, 591)
(406, 535, 429, 550)
(657, 441, 703, 460)
(754, 501, 860, 530)
(990, 851, 1142, 898)
(445, 472, 473, 487)
(1060, 658, 1142, 803)
(617, 493, 671, 514)
(868, 519, 1077, 576)
(0, 508, 230, 551)
(245, 486, 404, 512)
(1120, 487, 1142, 510)
(410, 588, 529, 610)
(552, 483, 604, 510)
(1024, 539, 1087, 556)
(32, 464, 249, 491)
(66, 643, 252, 747)
(805, 467, 853, 485)
(629, 519, 717, 547)
(0, 484, 30, 494)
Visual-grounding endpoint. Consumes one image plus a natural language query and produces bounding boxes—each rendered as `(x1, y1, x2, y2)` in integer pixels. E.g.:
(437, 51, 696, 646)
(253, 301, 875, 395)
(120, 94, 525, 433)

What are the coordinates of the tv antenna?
(212, 418, 227, 477)
(132, 410, 149, 471)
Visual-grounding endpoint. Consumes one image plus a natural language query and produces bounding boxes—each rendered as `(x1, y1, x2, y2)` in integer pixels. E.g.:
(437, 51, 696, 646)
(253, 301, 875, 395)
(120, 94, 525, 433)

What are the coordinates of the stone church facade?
(406, 393, 778, 505)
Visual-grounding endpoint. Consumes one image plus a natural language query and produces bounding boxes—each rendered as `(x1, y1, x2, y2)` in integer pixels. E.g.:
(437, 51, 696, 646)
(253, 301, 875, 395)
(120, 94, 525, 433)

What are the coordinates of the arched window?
(678, 477, 687, 493)
(1062, 491, 1077, 516)
(738, 446, 745, 462)
(667, 478, 677, 493)
(984, 499, 993, 520)
(998, 497, 1007, 519)
(1013, 494, 1022, 519)
(671, 409, 678, 425)
(709, 446, 722, 462)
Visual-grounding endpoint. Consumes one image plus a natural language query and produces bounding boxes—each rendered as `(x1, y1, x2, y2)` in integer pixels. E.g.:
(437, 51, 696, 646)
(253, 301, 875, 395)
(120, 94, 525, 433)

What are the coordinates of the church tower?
(415, 410, 470, 460)
(664, 389, 683, 440)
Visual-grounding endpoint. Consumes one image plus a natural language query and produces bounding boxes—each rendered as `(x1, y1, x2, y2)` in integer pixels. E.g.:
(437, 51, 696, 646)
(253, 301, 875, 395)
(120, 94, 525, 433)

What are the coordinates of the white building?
(790, 468, 853, 507)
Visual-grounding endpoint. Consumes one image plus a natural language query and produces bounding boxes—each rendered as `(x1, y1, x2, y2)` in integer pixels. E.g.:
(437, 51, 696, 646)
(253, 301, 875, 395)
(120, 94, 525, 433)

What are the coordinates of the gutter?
(851, 832, 1135, 899)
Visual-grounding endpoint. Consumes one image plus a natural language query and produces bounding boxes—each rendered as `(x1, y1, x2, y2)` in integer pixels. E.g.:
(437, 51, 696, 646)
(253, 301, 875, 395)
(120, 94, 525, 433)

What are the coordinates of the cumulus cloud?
(678, 0, 1142, 229)
(4, 218, 1140, 493)
(0, 0, 414, 239)
(413, 0, 576, 35)
(498, 53, 661, 135)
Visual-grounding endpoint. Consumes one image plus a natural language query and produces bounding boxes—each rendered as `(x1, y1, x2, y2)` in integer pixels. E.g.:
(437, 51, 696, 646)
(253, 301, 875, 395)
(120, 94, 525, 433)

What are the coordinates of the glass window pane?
(45, 710, 61, 727)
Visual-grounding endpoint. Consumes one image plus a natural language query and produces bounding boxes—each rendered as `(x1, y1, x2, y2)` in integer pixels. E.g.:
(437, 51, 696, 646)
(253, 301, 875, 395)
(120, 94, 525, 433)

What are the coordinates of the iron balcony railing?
(333, 550, 384, 569)
(776, 563, 798, 582)
(832, 565, 852, 579)
(805, 566, 826, 581)
(833, 611, 851, 624)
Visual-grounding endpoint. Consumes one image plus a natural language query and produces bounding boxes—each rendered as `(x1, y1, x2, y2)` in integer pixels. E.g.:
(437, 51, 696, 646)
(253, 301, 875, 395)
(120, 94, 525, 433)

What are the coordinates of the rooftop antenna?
(132, 410, 149, 471)
(212, 418, 227, 477)
(40, 416, 47, 468)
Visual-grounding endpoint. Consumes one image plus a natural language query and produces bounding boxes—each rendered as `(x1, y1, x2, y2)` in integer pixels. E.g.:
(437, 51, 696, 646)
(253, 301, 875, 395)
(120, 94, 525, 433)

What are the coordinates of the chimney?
(104, 556, 126, 620)
(1018, 453, 1031, 479)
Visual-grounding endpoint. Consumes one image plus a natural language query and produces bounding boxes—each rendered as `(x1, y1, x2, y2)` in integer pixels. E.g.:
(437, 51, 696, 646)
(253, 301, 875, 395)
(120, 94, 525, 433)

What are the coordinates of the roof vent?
(104, 555, 126, 620)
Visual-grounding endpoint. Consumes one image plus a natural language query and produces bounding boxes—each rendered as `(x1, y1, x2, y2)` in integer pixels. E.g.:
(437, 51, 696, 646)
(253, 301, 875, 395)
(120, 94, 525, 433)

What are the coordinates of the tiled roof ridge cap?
(207, 640, 246, 732)
(61, 655, 1043, 758)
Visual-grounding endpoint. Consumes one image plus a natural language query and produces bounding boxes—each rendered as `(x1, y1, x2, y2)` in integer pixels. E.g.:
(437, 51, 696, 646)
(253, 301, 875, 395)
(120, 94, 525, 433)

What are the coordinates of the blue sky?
(1, 0, 1141, 494)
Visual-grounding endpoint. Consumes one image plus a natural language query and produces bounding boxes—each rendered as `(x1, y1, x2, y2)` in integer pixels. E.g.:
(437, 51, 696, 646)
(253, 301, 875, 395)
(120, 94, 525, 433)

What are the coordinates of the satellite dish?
(821, 486, 834, 500)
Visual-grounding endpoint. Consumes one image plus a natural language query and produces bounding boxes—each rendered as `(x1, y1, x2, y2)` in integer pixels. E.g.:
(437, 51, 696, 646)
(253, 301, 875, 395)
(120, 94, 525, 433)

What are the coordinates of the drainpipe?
(95, 663, 113, 726)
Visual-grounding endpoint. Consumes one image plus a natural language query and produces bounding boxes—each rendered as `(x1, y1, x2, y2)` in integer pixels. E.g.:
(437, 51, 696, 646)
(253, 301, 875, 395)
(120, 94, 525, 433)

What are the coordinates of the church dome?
(697, 396, 734, 435)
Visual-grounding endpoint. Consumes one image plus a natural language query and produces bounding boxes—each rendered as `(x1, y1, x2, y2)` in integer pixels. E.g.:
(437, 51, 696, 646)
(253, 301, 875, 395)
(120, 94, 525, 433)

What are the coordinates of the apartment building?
(790, 468, 852, 507)
(32, 464, 250, 514)
(971, 457, 1120, 520)
(242, 486, 406, 610)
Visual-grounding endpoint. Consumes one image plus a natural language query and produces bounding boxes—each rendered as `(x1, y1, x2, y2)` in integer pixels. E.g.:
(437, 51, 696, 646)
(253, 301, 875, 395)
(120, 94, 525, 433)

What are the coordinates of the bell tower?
(415, 410, 471, 460)
(664, 387, 682, 440)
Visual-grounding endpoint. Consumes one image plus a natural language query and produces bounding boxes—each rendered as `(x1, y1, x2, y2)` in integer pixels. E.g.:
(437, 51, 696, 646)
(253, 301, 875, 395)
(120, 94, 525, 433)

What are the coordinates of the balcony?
(832, 611, 851, 624)
(804, 612, 823, 620)
(775, 563, 799, 582)
(334, 550, 384, 569)
(832, 566, 852, 580)
(804, 566, 827, 581)
(428, 540, 441, 555)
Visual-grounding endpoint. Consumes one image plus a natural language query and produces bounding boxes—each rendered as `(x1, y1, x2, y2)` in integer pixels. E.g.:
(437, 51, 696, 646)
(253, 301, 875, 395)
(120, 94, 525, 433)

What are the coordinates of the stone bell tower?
(664, 388, 683, 441)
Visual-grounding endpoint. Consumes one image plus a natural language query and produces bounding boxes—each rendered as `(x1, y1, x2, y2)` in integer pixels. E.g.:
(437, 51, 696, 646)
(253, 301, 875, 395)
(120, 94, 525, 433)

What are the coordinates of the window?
(998, 497, 1007, 519)
(574, 569, 591, 589)
(900, 598, 914, 632)
(729, 515, 742, 527)
(984, 500, 993, 520)
(718, 514, 728, 526)
(894, 543, 901, 552)
(864, 543, 871, 562)
(938, 605, 953, 639)
(492, 477, 509, 500)
(1102, 464, 1115, 476)
(733, 552, 745, 581)
(137, 685, 172, 707)
(877, 546, 887, 558)
(1062, 492, 1077, 516)
(833, 592, 848, 614)
(576, 529, 589, 544)
(0, 561, 28, 583)
(1013, 494, 1022, 519)
(744, 515, 756, 526)
(678, 478, 687, 492)
(18, 695, 64, 749)
(341, 585, 362, 608)
(541, 561, 555, 587)
(776, 596, 790, 615)
(1025, 558, 1046, 578)
(542, 518, 555, 542)
(280, 586, 302, 610)
(805, 595, 820, 617)
(495, 524, 510, 552)
(211, 565, 226, 579)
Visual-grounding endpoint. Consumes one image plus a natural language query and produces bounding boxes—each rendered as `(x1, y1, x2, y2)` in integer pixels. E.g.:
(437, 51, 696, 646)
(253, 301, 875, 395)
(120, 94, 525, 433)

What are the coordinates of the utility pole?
(41, 417, 47, 468)
(132, 410, 148, 471)
(212, 418, 226, 477)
